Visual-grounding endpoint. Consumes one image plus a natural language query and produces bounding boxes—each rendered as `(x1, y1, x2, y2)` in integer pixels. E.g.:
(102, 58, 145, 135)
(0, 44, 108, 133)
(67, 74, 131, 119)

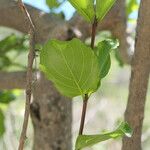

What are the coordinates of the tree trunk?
(31, 73, 72, 150)
(122, 0, 150, 150)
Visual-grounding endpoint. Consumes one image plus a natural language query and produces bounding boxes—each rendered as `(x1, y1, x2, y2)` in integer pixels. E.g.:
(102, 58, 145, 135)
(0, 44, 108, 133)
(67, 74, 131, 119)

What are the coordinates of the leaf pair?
(40, 38, 118, 98)
(75, 122, 132, 150)
(68, 0, 117, 22)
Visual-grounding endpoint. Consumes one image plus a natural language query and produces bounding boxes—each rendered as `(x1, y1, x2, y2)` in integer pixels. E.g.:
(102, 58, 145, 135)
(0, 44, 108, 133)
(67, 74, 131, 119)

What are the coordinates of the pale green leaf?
(96, 39, 119, 78)
(40, 38, 100, 97)
(75, 122, 132, 150)
(0, 109, 5, 137)
(46, 0, 60, 9)
(96, 0, 117, 21)
(68, 0, 95, 22)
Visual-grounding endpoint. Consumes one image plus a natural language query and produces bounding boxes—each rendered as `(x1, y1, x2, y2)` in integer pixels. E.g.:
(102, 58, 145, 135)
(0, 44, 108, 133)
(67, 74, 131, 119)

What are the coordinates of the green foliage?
(40, 1, 132, 148)
(96, 0, 116, 21)
(0, 34, 28, 53)
(68, 0, 116, 22)
(96, 39, 119, 78)
(46, 0, 61, 9)
(0, 34, 28, 70)
(75, 122, 132, 150)
(68, 0, 95, 22)
(0, 109, 5, 137)
(126, 0, 138, 17)
(40, 38, 100, 97)
(46, 0, 66, 9)
(0, 91, 16, 104)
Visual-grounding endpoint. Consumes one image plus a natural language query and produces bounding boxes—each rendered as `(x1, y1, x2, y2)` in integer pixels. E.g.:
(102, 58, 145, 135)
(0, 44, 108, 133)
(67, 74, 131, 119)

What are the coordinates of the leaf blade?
(96, 0, 117, 21)
(40, 38, 100, 97)
(96, 39, 119, 78)
(75, 122, 132, 150)
(68, 0, 95, 22)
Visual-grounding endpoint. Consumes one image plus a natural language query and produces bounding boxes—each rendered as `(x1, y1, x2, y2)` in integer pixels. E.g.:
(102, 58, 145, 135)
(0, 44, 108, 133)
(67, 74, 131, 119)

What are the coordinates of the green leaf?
(0, 91, 16, 104)
(75, 122, 132, 150)
(46, 0, 60, 9)
(96, 0, 117, 21)
(96, 39, 119, 78)
(68, 0, 95, 22)
(40, 38, 100, 97)
(0, 109, 5, 137)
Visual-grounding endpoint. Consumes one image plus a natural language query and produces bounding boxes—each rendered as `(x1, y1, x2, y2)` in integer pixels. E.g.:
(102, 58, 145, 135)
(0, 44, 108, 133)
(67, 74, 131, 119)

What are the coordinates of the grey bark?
(122, 0, 150, 150)
(31, 73, 72, 150)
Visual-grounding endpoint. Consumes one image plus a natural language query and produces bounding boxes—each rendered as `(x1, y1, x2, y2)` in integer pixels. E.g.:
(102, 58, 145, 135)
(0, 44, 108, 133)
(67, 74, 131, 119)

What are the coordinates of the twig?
(78, 17, 98, 135)
(79, 94, 89, 135)
(91, 16, 98, 49)
(17, 0, 35, 150)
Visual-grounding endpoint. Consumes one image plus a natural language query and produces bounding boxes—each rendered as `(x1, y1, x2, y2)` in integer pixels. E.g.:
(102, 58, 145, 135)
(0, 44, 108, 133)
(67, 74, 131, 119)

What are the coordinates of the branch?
(0, 0, 130, 64)
(70, 0, 130, 63)
(122, 0, 150, 150)
(0, 0, 130, 90)
(17, 0, 36, 149)
(0, 71, 26, 90)
(0, 0, 69, 43)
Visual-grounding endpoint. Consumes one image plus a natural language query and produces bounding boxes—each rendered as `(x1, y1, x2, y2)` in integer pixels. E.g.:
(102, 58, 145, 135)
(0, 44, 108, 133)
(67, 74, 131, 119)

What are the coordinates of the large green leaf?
(40, 38, 100, 97)
(96, 39, 119, 78)
(0, 109, 5, 137)
(75, 122, 132, 150)
(68, 0, 95, 22)
(96, 0, 117, 21)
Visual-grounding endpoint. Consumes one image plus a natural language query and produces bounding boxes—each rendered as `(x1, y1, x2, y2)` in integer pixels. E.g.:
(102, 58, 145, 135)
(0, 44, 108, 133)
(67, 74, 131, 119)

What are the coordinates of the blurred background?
(0, 0, 149, 150)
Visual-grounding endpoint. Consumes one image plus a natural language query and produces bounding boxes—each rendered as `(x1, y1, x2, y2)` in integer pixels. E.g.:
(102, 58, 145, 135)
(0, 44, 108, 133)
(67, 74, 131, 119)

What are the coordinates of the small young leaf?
(75, 122, 132, 150)
(68, 0, 95, 22)
(40, 38, 100, 97)
(0, 109, 5, 137)
(96, 39, 119, 78)
(96, 0, 117, 21)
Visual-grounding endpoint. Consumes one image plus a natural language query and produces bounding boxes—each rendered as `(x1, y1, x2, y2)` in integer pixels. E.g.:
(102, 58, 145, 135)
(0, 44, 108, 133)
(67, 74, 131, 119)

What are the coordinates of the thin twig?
(91, 16, 98, 49)
(17, 1, 35, 150)
(78, 17, 98, 135)
(79, 94, 89, 135)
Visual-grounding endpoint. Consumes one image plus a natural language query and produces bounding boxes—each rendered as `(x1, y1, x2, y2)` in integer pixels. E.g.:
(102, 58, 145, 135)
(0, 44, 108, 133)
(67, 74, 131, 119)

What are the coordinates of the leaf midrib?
(57, 44, 83, 95)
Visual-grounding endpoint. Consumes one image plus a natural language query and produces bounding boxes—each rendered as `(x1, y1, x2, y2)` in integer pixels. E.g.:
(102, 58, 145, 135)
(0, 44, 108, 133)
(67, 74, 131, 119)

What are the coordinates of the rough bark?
(0, 71, 72, 150)
(122, 0, 150, 150)
(31, 73, 72, 150)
